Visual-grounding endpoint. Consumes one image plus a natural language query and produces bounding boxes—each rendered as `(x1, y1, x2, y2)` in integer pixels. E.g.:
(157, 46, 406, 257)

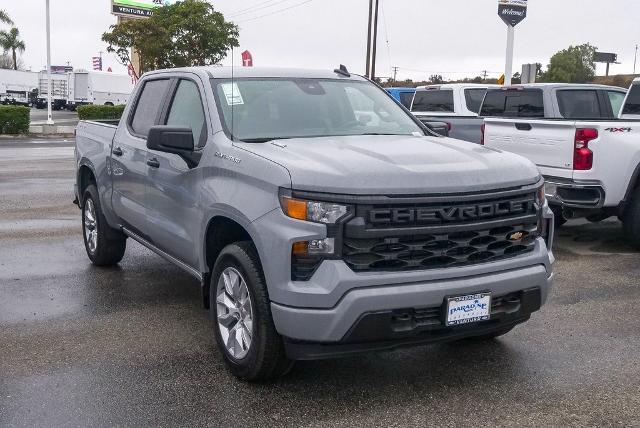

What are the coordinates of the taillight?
(574, 128, 598, 170)
(480, 123, 485, 145)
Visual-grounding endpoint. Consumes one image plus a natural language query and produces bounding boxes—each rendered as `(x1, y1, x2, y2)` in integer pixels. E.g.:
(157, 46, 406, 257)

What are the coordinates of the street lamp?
(634, 44, 638, 76)
(45, 0, 54, 126)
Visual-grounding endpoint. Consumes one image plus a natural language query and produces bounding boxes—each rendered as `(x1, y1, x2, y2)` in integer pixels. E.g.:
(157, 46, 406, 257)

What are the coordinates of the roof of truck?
(415, 83, 500, 90)
(144, 66, 368, 81)
(486, 83, 627, 91)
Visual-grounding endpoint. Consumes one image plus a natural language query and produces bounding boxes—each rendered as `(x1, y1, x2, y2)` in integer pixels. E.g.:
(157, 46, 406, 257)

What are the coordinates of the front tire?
(210, 242, 292, 381)
(623, 188, 640, 249)
(82, 184, 127, 266)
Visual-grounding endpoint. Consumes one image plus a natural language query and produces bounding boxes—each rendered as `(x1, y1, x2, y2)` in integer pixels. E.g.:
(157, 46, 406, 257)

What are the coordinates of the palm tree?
(0, 27, 26, 70)
(0, 10, 12, 25)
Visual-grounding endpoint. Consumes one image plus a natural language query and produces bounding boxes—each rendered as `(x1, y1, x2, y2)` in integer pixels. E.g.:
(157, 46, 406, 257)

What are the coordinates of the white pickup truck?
(481, 82, 640, 247)
(410, 84, 498, 143)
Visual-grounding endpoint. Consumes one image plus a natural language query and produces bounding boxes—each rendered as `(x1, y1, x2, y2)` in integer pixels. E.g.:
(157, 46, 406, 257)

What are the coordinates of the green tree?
(544, 43, 597, 83)
(429, 74, 444, 84)
(0, 27, 26, 70)
(0, 10, 13, 25)
(102, 0, 239, 77)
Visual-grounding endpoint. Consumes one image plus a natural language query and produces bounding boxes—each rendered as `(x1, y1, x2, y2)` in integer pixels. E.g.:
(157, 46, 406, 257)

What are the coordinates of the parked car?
(385, 87, 416, 109)
(410, 84, 499, 143)
(480, 82, 640, 247)
(74, 66, 554, 381)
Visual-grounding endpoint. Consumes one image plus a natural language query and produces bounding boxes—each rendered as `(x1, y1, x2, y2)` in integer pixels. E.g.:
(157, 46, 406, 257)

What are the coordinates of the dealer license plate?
(446, 293, 491, 326)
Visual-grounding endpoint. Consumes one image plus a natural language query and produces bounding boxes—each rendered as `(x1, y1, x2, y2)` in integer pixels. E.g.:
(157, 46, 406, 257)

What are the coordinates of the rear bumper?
(544, 176, 605, 209)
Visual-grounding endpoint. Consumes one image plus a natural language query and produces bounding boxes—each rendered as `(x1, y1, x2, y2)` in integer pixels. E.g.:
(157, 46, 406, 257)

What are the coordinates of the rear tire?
(82, 184, 127, 266)
(210, 242, 292, 381)
(623, 188, 640, 249)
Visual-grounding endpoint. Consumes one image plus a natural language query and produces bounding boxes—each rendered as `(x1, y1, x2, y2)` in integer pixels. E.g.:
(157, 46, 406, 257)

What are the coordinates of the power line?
(236, 0, 316, 24)
(228, 0, 295, 18)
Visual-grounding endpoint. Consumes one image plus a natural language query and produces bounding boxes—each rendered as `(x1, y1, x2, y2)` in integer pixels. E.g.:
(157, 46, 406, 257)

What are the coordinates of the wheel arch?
(201, 214, 263, 309)
(77, 162, 97, 207)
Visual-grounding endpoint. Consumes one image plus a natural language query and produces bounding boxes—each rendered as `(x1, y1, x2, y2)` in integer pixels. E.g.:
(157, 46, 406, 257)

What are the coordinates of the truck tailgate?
(483, 118, 576, 173)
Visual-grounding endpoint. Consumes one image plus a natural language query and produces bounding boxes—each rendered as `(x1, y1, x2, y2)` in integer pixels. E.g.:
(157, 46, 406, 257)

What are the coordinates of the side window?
(464, 88, 487, 114)
(166, 79, 207, 147)
(130, 79, 170, 137)
(557, 90, 601, 119)
(607, 91, 626, 117)
(411, 90, 454, 113)
(622, 85, 640, 115)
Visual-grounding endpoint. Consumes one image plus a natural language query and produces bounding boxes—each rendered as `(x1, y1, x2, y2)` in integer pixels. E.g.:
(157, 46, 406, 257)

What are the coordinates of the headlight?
(280, 196, 348, 224)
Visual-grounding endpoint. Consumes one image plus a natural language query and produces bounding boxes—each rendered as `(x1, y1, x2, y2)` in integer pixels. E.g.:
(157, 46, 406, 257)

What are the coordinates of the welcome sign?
(498, 0, 528, 26)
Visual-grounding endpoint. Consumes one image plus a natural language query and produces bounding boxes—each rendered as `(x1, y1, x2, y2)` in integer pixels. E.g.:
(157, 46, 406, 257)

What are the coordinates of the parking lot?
(1, 138, 640, 427)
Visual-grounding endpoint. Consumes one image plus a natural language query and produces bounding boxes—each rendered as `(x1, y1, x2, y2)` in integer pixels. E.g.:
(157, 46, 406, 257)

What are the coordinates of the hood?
(238, 135, 540, 195)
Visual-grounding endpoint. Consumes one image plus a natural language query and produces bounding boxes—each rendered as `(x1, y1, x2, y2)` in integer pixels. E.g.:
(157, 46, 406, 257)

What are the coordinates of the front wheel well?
(78, 165, 96, 207)
(203, 216, 254, 308)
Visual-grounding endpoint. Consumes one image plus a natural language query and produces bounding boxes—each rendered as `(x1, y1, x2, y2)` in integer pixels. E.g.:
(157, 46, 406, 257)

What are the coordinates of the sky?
(3, 0, 640, 80)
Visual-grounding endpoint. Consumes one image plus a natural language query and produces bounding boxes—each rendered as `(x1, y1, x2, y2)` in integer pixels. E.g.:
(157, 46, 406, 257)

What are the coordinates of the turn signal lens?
(292, 238, 335, 256)
(292, 241, 309, 256)
(282, 197, 308, 221)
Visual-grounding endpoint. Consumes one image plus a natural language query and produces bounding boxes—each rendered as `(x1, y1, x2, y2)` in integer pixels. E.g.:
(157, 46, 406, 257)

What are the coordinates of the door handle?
(147, 157, 160, 168)
(112, 147, 123, 156)
(515, 123, 532, 131)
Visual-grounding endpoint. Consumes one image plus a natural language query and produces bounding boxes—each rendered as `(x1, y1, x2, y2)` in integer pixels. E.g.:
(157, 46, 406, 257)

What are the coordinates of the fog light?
(292, 238, 335, 256)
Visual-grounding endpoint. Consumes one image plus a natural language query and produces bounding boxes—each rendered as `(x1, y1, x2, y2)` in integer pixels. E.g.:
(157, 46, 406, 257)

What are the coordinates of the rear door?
(145, 76, 209, 267)
(111, 77, 171, 237)
(481, 89, 575, 175)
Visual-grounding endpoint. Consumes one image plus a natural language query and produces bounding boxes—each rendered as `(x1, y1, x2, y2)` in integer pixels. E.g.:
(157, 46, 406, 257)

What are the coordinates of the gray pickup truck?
(74, 66, 555, 381)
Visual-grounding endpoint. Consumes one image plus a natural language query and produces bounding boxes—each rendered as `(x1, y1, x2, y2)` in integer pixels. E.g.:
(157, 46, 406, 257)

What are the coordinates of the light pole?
(45, 0, 54, 125)
(634, 44, 638, 76)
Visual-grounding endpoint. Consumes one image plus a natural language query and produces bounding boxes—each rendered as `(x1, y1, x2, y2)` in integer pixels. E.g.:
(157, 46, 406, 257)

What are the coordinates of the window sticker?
(221, 82, 244, 105)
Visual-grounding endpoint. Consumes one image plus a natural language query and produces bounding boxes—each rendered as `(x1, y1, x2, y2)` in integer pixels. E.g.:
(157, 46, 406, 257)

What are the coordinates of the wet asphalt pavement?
(1, 138, 640, 427)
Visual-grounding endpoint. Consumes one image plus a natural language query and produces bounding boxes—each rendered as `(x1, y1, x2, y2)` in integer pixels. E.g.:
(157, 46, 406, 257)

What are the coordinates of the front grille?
(343, 223, 538, 272)
(341, 187, 539, 273)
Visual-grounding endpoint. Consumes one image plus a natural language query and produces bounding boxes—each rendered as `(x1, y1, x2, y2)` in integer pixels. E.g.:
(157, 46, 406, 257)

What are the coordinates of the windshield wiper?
(239, 137, 292, 143)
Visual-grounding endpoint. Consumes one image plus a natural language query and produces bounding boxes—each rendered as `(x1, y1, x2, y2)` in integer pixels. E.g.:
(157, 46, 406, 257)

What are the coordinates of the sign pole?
(505, 25, 515, 86)
(45, 0, 54, 125)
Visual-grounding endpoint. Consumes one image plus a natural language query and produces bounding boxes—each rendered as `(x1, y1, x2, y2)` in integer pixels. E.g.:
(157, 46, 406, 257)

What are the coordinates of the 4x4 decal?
(605, 127, 632, 133)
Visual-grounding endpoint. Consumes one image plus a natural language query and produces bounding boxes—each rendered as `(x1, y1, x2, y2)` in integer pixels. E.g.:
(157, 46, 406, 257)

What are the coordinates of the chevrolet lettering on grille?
(368, 198, 535, 225)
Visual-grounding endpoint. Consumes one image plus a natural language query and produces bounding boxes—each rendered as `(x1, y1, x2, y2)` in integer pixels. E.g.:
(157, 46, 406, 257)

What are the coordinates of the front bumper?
(545, 176, 605, 209)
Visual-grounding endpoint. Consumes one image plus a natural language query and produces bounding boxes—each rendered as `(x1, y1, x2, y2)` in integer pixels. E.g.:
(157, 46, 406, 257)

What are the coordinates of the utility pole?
(482, 70, 488, 82)
(365, 0, 373, 79)
(45, 0, 54, 126)
(392, 66, 399, 83)
(634, 44, 638, 75)
(365, 0, 380, 80)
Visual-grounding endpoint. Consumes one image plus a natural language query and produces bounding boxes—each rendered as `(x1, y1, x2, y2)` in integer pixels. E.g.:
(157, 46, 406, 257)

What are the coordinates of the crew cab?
(480, 83, 640, 247)
(410, 84, 498, 143)
(74, 66, 554, 381)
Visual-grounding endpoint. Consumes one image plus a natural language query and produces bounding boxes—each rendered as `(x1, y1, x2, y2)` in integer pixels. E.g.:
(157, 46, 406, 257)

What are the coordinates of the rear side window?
(622, 85, 640, 115)
(557, 90, 602, 119)
(399, 92, 414, 109)
(412, 90, 454, 113)
(464, 88, 487, 114)
(607, 91, 626, 116)
(166, 79, 207, 147)
(130, 79, 170, 137)
(480, 89, 544, 118)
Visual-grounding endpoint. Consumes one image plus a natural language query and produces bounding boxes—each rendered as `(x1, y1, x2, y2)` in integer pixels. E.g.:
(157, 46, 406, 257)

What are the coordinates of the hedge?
(0, 105, 30, 134)
(77, 104, 126, 121)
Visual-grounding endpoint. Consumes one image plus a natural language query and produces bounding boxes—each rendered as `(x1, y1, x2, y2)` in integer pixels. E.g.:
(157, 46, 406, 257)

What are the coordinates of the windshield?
(212, 78, 424, 142)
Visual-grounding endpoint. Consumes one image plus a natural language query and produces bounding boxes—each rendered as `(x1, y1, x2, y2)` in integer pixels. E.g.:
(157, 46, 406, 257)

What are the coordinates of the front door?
(145, 77, 209, 267)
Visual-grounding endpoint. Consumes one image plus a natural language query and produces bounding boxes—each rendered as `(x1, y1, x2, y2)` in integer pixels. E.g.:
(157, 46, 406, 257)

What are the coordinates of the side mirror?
(147, 125, 200, 168)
